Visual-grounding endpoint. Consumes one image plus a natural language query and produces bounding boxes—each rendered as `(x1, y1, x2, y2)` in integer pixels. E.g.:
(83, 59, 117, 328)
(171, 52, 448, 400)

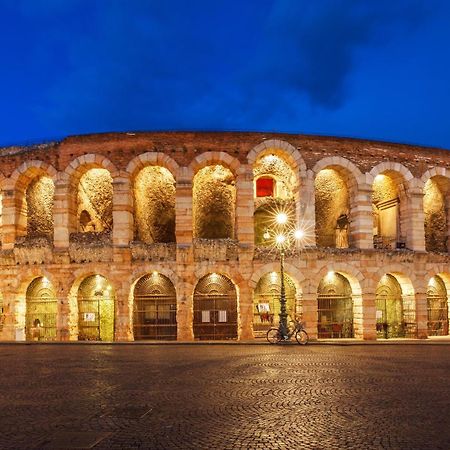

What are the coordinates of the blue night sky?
(1, 0, 450, 149)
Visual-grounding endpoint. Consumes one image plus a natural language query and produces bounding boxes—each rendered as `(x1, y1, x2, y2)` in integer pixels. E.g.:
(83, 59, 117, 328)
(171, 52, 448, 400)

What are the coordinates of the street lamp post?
(265, 212, 305, 338)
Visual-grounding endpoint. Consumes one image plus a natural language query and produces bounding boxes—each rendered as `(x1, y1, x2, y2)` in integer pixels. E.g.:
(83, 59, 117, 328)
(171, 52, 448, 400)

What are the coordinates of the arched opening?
(424, 176, 450, 253)
(16, 175, 54, 241)
(25, 277, 57, 341)
(317, 272, 354, 338)
(77, 275, 115, 341)
(253, 154, 295, 245)
(427, 275, 449, 336)
(133, 272, 177, 340)
(77, 168, 113, 234)
(376, 274, 415, 338)
(372, 172, 407, 249)
(315, 168, 350, 248)
(134, 166, 176, 243)
(193, 165, 236, 239)
(193, 273, 238, 340)
(253, 272, 297, 336)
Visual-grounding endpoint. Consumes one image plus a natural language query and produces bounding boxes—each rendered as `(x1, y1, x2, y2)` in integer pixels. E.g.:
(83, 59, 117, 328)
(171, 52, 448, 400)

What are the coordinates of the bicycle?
(266, 319, 308, 345)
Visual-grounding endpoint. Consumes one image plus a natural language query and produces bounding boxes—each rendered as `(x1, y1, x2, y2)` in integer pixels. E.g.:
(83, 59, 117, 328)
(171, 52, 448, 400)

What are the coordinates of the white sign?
(84, 312, 96, 322)
(201, 310, 210, 323)
(376, 310, 383, 319)
(257, 303, 270, 313)
(218, 310, 227, 323)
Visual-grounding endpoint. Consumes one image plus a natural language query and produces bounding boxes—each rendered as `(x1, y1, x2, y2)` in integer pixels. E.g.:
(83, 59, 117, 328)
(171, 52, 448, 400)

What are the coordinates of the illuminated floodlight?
(276, 212, 288, 225)
(275, 234, 286, 245)
(294, 229, 305, 240)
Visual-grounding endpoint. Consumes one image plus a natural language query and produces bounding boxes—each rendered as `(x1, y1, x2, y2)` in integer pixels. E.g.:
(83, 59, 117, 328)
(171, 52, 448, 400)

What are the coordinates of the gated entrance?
(427, 276, 449, 336)
(253, 272, 296, 336)
(78, 275, 115, 341)
(133, 273, 177, 340)
(25, 277, 57, 341)
(193, 273, 237, 340)
(376, 274, 406, 338)
(317, 273, 354, 338)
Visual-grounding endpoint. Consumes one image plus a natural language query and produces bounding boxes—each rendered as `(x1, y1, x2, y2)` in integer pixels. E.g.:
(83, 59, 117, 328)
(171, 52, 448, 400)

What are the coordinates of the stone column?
(238, 282, 254, 340)
(112, 172, 133, 262)
(362, 292, 377, 340)
(352, 176, 374, 249)
(301, 170, 316, 247)
(235, 165, 254, 247)
(176, 168, 194, 341)
(406, 186, 425, 252)
(446, 195, 450, 253)
(1, 182, 16, 250)
(301, 291, 317, 340)
(0, 282, 18, 340)
(55, 276, 71, 341)
(53, 173, 71, 249)
(415, 291, 428, 339)
(114, 277, 133, 341)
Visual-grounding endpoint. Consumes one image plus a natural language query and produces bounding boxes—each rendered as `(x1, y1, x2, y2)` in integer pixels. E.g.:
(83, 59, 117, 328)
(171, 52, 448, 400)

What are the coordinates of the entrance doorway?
(193, 273, 237, 340)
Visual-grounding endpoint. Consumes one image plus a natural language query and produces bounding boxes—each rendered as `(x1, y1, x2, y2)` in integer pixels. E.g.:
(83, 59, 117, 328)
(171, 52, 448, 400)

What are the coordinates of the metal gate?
(78, 275, 115, 341)
(317, 274, 353, 338)
(193, 273, 237, 340)
(25, 277, 57, 341)
(427, 277, 449, 336)
(376, 275, 405, 338)
(253, 272, 296, 335)
(133, 273, 177, 340)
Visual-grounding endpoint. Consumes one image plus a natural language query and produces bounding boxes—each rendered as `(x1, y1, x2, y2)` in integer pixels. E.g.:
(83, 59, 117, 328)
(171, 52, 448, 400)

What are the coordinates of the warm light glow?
(263, 230, 270, 240)
(294, 229, 305, 240)
(327, 271, 334, 277)
(276, 212, 288, 225)
(152, 270, 158, 276)
(275, 234, 286, 245)
(374, 174, 385, 182)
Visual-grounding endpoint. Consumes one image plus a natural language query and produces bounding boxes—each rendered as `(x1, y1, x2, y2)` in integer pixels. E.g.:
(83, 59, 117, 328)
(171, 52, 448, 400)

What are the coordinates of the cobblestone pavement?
(0, 345, 449, 449)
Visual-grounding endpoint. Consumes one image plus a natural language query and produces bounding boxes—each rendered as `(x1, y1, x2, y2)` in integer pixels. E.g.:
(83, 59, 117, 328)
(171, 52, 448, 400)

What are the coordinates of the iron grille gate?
(376, 292, 405, 338)
(253, 273, 296, 335)
(193, 274, 237, 340)
(317, 294, 353, 338)
(78, 276, 115, 341)
(427, 292, 449, 336)
(25, 277, 57, 341)
(133, 273, 177, 340)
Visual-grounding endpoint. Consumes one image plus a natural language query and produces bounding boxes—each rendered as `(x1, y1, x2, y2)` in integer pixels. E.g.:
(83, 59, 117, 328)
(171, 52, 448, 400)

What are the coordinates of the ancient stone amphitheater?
(0, 131, 448, 341)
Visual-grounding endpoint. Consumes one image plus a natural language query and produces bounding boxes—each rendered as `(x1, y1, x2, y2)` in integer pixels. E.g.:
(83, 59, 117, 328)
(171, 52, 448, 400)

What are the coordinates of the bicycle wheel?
(295, 330, 308, 345)
(266, 327, 282, 344)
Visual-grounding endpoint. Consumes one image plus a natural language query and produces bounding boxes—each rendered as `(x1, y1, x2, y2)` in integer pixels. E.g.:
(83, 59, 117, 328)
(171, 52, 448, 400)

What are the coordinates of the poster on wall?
(84, 312, 96, 322)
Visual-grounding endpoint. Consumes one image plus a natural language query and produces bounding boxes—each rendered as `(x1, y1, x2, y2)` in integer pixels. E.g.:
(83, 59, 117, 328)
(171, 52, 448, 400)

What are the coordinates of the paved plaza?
(0, 344, 449, 449)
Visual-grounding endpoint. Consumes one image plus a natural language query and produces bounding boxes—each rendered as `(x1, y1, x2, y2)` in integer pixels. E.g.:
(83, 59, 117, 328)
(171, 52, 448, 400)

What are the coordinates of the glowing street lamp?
(264, 211, 305, 338)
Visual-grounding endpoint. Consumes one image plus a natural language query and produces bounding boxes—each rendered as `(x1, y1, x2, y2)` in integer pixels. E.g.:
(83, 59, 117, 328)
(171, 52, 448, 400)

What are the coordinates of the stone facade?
(0, 131, 449, 341)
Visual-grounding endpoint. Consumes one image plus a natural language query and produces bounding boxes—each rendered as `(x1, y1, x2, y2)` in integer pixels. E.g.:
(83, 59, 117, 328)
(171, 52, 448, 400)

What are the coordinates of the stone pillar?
(114, 277, 133, 341)
(352, 176, 373, 249)
(56, 277, 71, 341)
(112, 172, 133, 251)
(1, 182, 16, 250)
(53, 173, 71, 249)
(177, 280, 194, 341)
(0, 283, 18, 340)
(176, 168, 194, 341)
(238, 282, 254, 340)
(362, 292, 377, 340)
(235, 165, 254, 247)
(446, 195, 450, 253)
(406, 186, 425, 252)
(415, 291, 428, 339)
(301, 291, 317, 340)
(301, 170, 316, 247)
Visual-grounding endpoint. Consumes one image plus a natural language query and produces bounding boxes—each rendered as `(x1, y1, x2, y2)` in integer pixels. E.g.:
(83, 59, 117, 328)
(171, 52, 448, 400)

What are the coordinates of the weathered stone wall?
(134, 166, 175, 243)
(315, 169, 349, 247)
(424, 178, 447, 252)
(193, 165, 235, 239)
(77, 169, 113, 232)
(26, 176, 54, 237)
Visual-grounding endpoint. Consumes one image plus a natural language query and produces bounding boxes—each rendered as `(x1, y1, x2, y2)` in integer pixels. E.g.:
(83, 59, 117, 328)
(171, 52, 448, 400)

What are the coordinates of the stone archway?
(25, 276, 57, 341)
(77, 275, 115, 341)
(193, 273, 238, 340)
(133, 272, 177, 340)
